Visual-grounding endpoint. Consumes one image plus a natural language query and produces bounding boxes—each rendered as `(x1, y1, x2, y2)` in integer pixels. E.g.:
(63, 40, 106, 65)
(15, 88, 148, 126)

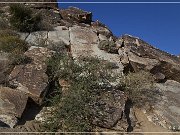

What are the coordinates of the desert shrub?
(98, 40, 118, 54)
(119, 71, 155, 105)
(44, 54, 115, 132)
(0, 29, 19, 37)
(0, 36, 28, 53)
(9, 53, 31, 65)
(0, 32, 29, 66)
(9, 4, 42, 32)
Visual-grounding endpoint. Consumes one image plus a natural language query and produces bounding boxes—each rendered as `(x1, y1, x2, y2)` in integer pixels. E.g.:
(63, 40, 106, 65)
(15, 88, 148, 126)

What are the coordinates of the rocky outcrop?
(91, 20, 114, 39)
(119, 35, 180, 82)
(69, 26, 124, 74)
(60, 7, 92, 24)
(1, 3, 180, 133)
(9, 47, 53, 104)
(0, 87, 28, 128)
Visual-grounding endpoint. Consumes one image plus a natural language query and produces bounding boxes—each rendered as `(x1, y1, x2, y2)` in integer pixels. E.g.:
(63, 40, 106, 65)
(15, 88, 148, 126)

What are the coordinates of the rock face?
(120, 35, 180, 83)
(0, 87, 28, 128)
(20, 26, 70, 46)
(48, 26, 70, 46)
(70, 26, 124, 74)
(70, 26, 98, 46)
(9, 47, 53, 104)
(143, 80, 180, 130)
(20, 24, 124, 74)
(60, 7, 92, 24)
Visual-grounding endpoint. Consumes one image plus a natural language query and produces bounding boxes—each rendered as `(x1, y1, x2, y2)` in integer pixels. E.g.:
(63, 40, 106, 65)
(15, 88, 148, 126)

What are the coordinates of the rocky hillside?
(0, 1, 180, 134)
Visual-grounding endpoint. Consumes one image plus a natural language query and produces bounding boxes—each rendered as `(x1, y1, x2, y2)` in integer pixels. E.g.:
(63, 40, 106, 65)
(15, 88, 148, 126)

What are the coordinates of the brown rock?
(121, 35, 180, 82)
(128, 51, 160, 71)
(60, 7, 92, 24)
(0, 87, 28, 128)
(9, 47, 53, 104)
(92, 90, 126, 129)
(92, 20, 114, 39)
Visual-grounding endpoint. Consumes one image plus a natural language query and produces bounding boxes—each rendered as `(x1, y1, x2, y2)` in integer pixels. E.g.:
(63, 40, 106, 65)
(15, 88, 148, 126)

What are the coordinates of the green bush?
(119, 71, 155, 105)
(44, 54, 115, 132)
(98, 40, 118, 54)
(9, 4, 42, 32)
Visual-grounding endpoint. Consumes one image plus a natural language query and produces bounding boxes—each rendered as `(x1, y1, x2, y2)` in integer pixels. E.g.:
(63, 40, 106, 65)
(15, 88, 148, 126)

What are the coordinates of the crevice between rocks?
(124, 99, 134, 132)
(17, 98, 42, 126)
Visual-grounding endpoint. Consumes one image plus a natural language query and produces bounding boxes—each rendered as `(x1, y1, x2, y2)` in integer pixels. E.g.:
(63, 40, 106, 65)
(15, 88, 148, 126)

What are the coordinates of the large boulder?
(92, 90, 126, 129)
(0, 87, 28, 128)
(25, 31, 48, 46)
(20, 26, 70, 47)
(121, 35, 180, 82)
(127, 51, 160, 71)
(60, 7, 92, 24)
(9, 47, 53, 104)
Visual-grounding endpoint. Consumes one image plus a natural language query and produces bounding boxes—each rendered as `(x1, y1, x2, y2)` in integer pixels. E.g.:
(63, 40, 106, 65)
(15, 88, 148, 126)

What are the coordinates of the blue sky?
(58, 0, 180, 55)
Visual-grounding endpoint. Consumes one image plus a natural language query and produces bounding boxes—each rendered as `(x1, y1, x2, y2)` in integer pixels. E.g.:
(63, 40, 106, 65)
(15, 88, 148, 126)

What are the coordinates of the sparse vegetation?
(119, 71, 155, 106)
(9, 4, 42, 32)
(98, 40, 118, 53)
(43, 53, 115, 132)
(43, 51, 156, 131)
(47, 40, 67, 53)
(0, 36, 28, 53)
(0, 29, 29, 66)
(0, 29, 18, 37)
(9, 53, 32, 65)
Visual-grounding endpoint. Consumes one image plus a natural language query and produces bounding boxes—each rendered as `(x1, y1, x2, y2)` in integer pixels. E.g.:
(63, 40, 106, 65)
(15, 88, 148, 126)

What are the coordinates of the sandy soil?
(134, 108, 178, 135)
